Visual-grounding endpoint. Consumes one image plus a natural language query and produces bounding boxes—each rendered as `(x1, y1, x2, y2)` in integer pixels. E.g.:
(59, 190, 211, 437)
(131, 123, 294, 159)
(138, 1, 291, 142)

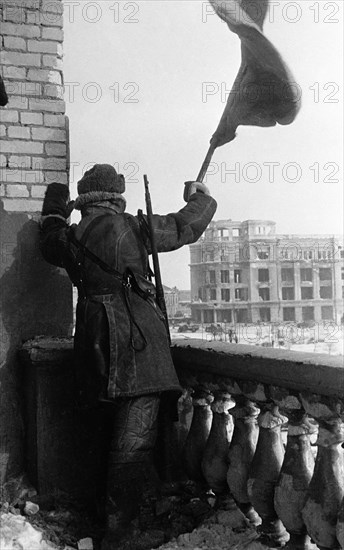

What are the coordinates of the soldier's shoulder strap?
(68, 215, 123, 283)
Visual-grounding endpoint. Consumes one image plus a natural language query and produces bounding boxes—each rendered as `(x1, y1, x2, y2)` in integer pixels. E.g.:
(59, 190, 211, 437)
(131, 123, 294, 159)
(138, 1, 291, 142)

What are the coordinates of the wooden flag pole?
(196, 141, 217, 183)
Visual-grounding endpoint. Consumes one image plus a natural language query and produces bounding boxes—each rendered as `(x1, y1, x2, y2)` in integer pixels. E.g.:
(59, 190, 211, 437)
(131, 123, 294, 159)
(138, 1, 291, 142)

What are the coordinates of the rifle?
(143, 175, 171, 344)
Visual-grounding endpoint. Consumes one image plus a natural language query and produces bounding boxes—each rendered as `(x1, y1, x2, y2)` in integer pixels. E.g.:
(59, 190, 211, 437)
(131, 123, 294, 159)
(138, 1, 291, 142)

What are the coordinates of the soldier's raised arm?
(138, 181, 217, 253)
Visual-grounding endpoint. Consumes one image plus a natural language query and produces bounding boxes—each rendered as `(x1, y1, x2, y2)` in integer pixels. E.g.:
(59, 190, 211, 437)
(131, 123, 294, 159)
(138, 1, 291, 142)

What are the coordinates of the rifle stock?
(144, 175, 171, 344)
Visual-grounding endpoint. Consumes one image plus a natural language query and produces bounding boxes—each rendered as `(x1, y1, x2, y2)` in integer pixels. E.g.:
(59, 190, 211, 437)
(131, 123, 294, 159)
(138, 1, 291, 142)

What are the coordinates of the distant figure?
(209, 323, 216, 341)
(216, 323, 223, 341)
(277, 328, 284, 347)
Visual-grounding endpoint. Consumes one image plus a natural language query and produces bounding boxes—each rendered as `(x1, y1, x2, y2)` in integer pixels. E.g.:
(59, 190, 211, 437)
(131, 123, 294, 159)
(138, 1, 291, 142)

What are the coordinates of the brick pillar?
(0, 0, 72, 487)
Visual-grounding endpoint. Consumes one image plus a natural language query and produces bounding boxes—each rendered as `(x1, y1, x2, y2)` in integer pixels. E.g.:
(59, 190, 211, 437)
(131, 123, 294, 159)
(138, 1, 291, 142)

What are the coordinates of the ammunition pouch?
(128, 270, 156, 301)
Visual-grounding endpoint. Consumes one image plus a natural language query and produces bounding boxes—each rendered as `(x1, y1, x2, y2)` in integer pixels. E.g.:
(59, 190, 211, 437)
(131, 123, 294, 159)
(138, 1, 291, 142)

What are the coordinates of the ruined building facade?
(190, 219, 344, 325)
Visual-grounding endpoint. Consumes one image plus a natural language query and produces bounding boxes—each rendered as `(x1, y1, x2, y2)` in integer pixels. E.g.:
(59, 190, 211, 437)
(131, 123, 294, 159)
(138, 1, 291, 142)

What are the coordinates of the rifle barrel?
(144, 175, 171, 343)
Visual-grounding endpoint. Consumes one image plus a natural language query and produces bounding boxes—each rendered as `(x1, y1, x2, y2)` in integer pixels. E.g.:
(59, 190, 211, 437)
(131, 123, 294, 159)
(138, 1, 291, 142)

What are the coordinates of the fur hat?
(77, 164, 125, 195)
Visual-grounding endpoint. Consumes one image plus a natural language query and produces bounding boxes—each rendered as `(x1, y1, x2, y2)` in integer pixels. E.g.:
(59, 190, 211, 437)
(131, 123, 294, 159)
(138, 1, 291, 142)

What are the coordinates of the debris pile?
(0, 474, 102, 550)
(0, 511, 58, 550)
(0, 476, 262, 550)
(156, 509, 261, 550)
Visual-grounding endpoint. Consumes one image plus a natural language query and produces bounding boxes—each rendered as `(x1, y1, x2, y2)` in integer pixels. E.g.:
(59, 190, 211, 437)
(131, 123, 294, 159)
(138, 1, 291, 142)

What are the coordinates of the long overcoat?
(40, 187, 217, 407)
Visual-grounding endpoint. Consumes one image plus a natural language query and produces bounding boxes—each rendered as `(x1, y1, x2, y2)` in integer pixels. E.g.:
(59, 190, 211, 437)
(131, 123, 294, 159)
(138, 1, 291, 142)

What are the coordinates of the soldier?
(40, 164, 217, 549)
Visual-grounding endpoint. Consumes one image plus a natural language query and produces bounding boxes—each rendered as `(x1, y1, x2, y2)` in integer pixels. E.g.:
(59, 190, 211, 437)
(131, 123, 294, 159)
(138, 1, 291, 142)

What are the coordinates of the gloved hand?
(183, 181, 210, 202)
(42, 182, 70, 218)
(66, 200, 75, 218)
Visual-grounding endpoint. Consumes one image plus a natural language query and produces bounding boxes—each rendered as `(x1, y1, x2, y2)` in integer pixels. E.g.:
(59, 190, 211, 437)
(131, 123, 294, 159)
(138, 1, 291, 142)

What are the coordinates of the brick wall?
(0, 0, 68, 206)
(0, 0, 72, 487)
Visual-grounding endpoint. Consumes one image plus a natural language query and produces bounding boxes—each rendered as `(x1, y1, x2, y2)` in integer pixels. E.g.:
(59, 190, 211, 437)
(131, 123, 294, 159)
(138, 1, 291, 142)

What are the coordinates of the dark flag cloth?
(0, 75, 9, 106)
(209, 0, 301, 147)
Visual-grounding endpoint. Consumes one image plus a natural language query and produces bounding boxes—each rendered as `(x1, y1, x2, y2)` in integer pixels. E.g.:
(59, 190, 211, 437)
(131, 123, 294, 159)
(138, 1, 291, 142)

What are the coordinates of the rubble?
(0, 479, 267, 550)
(156, 512, 259, 550)
(24, 501, 40, 516)
(77, 537, 93, 550)
(216, 509, 247, 529)
(0, 512, 58, 550)
(155, 497, 175, 517)
(1, 474, 37, 506)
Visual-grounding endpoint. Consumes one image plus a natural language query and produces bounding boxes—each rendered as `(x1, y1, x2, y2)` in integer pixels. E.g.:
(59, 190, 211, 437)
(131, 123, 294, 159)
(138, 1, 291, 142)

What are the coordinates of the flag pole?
(196, 141, 217, 183)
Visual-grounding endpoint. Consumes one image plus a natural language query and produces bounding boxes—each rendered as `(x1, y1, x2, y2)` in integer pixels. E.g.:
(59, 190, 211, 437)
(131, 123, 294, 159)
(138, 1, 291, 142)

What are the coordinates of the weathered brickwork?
(0, 0, 72, 486)
(0, 0, 67, 211)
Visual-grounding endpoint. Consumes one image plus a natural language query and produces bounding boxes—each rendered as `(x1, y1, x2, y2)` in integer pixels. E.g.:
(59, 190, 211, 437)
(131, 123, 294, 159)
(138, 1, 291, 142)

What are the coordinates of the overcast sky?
(63, 0, 343, 288)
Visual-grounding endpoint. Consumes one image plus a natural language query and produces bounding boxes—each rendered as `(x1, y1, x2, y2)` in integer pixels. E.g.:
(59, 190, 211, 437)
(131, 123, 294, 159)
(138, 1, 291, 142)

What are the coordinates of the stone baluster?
(301, 411, 344, 550)
(274, 412, 316, 549)
(272, 389, 317, 550)
(248, 402, 289, 546)
(183, 387, 213, 482)
(226, 397, 261, 525)
(336, 497, 344, 549)
(177, 389, 194, 448)
(201, 391, 235, 496)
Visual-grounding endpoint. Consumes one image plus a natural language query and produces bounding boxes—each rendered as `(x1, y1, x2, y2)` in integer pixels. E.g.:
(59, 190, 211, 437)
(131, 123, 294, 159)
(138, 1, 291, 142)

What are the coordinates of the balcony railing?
(19, 337, 344, 550)
(170, 340, 344, 550)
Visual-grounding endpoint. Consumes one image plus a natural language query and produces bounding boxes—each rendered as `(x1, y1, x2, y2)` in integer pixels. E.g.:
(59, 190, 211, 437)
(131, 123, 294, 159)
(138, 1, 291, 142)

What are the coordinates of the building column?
(0, 0, 72, 486)
(333, 259, 343, 324)
(275, 265, 282, 322)
(270, 264, 279, 302)
(270, 305, 280, 323)
(294, 265, 301, 301)
(295, 306, 303, 323)
(314, 304, 322, 323)
(313, 268, 320, 300)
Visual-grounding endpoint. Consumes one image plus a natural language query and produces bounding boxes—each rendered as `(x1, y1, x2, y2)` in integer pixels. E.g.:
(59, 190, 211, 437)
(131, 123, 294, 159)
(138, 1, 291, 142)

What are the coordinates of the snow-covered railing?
(171, 340, 344, 550)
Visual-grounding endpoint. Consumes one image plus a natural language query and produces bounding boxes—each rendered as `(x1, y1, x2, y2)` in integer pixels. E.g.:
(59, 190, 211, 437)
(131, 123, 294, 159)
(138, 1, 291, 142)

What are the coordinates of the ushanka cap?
(74, 163, 126, 211)
(77, 164, 125, 195)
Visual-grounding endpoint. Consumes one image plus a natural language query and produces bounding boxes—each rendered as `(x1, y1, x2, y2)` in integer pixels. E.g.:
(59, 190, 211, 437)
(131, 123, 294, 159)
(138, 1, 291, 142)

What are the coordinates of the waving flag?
(208, 0, 301, 148)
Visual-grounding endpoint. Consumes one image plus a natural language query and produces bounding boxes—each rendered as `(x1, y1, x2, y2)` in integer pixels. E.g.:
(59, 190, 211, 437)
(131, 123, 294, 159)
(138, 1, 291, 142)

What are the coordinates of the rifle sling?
(69, 215, 148, 351)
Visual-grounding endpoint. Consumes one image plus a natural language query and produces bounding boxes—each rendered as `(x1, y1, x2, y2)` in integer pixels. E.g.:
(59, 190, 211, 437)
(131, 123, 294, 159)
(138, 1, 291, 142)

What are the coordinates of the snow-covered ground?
(170, 324, 344, 357)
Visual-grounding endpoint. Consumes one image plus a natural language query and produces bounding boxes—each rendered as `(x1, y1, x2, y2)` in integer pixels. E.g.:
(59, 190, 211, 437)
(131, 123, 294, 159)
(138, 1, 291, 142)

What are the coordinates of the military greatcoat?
(40, 185, 217, 407)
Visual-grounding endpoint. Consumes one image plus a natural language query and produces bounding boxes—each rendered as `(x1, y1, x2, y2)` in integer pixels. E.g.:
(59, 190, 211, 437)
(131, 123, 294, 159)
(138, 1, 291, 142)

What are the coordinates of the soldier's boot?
(101, 463, 143, 548)
(101, 395, 161, 549)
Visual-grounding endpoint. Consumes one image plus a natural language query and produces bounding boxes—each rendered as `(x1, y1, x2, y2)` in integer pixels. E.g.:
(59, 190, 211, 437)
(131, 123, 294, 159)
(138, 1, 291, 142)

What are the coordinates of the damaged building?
(189, 219, 344, 325)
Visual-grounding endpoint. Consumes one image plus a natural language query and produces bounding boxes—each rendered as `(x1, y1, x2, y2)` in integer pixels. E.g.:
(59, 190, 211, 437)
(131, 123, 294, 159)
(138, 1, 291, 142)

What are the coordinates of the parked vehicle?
(177, 323, 199, 333)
